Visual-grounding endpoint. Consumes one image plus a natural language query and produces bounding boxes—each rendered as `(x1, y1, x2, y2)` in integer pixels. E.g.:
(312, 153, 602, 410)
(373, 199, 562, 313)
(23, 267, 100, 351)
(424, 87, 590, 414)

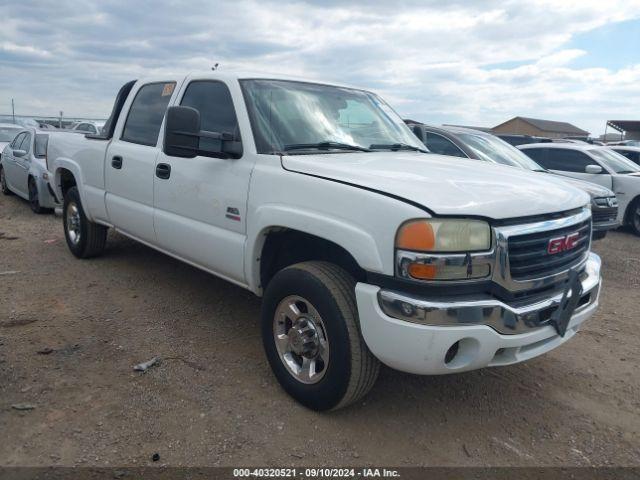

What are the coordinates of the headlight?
(395, 219, 493, 281)
(396, 219, 491, 252)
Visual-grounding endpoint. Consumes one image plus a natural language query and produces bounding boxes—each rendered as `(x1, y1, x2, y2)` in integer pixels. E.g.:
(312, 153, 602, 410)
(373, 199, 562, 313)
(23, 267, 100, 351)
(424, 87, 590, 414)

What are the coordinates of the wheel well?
(260, 229, 366, 290)
(59, 169, 77, 197)
(624, 195, 640, 224)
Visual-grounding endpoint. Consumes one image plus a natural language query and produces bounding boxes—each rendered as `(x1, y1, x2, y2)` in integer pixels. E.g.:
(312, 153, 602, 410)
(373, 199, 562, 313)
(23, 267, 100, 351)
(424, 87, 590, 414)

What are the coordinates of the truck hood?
(282, 152, 590, 220)
(550, 173, 615, 198)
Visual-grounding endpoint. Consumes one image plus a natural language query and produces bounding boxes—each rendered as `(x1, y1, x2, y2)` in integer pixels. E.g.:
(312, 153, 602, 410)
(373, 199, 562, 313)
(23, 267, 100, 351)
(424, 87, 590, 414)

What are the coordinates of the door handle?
(111, 155, 123, 169)
(155, 163, 171, 179)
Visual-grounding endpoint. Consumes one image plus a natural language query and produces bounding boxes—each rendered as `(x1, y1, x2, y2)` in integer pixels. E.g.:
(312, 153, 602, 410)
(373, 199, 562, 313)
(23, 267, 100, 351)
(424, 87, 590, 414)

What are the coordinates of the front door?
(12, 132, 32, 197)
(105, 81, 178, 244)
(2, 132, 25, 194)
(153, 79, 254, 285)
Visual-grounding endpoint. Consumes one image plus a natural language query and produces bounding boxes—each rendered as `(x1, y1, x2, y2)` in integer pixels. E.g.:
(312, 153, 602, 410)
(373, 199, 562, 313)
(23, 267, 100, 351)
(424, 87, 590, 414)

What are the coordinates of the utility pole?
(11, 98, 15, 124)
(59, 111, 63, 129)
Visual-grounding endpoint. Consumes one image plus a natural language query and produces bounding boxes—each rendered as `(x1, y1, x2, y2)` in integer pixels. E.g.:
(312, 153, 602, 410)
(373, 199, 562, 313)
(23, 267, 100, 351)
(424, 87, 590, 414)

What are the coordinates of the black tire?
(0, 166, 11, 195)
(262, 261, 380, 411)
(28, 177, 46, 214)
(63, 186, 108, 258)
(592, 230, 607, 241)
(628, 198, 640, 236)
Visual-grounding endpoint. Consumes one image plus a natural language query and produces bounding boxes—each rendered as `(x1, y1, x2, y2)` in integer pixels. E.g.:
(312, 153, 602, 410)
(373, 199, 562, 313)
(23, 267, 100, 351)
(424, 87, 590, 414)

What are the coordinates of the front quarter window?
(240, 79, 424, 154)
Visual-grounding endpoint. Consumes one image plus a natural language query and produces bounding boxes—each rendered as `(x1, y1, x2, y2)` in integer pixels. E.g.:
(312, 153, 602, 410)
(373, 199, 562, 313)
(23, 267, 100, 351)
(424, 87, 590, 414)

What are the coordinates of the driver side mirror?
(13, 149, 27, 158)
(163, 106, 242, 159)
(585, 164, 603, 174)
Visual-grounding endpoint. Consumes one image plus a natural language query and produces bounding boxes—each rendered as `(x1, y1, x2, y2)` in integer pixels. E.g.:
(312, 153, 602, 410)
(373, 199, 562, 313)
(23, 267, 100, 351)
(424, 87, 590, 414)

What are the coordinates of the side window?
(34, 134, 48, 158)
(424, 132, 466, 158)
(19, 133, 31, 153)
(180, 80, 241, 155)
(544, 149, 595, 173)
(521, 148, 546, 164)
(11, 133, 25, 149)
(87, 125, 97, 134)
(616, 150, 640, 164)
(122, 82, 176, 146)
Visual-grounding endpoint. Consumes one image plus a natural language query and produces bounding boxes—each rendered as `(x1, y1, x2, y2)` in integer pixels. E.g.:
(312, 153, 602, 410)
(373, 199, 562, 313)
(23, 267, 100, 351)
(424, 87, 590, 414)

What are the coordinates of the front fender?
(245, 204, 384, 294)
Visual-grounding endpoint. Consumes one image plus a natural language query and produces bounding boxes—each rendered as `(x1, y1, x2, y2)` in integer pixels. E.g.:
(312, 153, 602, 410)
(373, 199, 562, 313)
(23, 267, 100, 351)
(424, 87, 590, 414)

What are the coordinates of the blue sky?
(1, 0, 639, 136)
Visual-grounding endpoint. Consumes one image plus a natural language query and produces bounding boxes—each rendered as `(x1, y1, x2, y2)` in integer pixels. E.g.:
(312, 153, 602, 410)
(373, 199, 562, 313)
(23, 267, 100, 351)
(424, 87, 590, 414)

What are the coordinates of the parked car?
(69, 121, 105, 135)
(495, 134, 552, 146)
(518, 143, 640, 235)
(408, 124, 618, 239)
(0, 128, 58, 213)
(0, 123, 24, 151)
(47, 73, 601, 410)
(607, 140, 640, 147)
(610, 146, 640, 166)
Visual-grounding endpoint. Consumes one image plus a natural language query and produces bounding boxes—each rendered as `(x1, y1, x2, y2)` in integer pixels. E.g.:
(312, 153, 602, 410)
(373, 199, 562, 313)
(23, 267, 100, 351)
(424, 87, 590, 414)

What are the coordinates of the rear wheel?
(262, 261, 379, 411)
(63, 186, 108, 258)
(28, 177, 46, 214)
(0, 166, 11, 195)
(629, 199, 640, 236)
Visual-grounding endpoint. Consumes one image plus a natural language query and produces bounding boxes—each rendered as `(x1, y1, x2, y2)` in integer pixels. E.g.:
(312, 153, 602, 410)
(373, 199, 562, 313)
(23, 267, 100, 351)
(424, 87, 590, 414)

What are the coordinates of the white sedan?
(519, 143, 640, 235)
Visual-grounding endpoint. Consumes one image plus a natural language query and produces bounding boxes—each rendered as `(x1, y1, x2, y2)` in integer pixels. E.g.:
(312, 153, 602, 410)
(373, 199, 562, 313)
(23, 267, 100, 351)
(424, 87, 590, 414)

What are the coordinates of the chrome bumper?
(378, 253, 601, 335)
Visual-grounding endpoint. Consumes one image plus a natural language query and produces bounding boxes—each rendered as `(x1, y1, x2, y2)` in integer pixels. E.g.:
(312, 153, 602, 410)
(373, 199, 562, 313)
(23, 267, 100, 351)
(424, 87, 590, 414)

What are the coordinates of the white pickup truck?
(47, 72, 602, 411)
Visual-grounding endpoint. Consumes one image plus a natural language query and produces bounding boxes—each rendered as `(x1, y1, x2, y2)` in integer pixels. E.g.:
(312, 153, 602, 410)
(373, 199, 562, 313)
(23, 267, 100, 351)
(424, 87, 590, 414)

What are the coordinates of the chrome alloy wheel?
(273, 295, 330, 384)
(66, 202, 81, 245)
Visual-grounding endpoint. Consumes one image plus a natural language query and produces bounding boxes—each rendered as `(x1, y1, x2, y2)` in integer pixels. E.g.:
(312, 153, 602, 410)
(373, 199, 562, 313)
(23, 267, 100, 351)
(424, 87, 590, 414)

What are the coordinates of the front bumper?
(355, 253, 601, 375)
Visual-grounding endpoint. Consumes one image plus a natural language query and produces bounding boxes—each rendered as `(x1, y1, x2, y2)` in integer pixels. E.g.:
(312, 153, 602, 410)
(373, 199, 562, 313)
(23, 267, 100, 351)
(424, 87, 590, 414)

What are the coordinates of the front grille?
(508, 218, 591, 280)
(592, 207, 617, 224)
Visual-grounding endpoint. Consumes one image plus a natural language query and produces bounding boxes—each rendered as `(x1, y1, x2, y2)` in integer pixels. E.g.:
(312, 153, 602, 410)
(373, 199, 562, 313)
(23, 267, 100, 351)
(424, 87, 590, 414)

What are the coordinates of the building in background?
(605, 120, 640, 141)
(491, 116, 589, 139)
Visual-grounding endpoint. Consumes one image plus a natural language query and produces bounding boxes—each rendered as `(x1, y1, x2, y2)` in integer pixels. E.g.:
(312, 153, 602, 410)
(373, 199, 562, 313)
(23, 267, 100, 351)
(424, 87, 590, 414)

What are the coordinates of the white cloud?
(0, 0, 639, 135)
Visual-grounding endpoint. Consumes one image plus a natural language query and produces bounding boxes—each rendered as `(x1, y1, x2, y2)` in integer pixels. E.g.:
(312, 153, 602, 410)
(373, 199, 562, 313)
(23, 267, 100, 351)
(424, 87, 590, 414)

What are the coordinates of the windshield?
(589, 148, 640, 174)
(0, 126, 22, 142)
(457, 133, 546, 171)
(240, 79, 425, 154)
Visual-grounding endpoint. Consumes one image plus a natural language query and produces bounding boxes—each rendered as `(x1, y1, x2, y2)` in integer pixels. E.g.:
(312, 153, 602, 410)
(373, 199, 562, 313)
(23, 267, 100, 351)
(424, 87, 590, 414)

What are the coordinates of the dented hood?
(282, 152, 590, 220)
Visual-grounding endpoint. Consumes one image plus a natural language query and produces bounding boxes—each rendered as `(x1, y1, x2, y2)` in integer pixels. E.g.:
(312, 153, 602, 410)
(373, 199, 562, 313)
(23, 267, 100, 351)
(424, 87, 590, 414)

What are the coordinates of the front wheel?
(261, 261, 380, 411)
(629, 199, 640, 236)
(63, 186, 108, 258)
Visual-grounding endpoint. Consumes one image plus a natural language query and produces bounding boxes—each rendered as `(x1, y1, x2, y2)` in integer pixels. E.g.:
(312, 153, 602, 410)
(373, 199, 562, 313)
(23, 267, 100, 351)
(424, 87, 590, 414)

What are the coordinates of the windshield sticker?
(161, 83, 175, 97)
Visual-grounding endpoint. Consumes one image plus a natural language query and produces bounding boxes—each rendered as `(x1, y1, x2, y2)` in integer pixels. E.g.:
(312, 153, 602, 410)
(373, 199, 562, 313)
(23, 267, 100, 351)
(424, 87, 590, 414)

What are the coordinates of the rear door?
(105, 80, 178, 243)
(534, 148, 613, 189)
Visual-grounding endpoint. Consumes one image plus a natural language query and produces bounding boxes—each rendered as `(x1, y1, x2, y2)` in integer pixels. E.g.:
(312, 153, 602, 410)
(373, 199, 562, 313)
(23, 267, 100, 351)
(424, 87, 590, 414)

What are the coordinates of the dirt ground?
(0, 193, 639, 468)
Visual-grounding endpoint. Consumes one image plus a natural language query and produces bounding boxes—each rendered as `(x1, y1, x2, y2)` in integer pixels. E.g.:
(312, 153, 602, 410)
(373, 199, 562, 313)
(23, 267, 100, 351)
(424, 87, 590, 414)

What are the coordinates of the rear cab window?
(121, 82, 176, 146)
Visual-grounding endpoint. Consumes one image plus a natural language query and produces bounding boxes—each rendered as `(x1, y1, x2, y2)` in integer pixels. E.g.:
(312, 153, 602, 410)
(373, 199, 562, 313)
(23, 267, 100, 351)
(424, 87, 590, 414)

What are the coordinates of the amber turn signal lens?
(407, 263, 437, 279)
(396, 221, 435, 251)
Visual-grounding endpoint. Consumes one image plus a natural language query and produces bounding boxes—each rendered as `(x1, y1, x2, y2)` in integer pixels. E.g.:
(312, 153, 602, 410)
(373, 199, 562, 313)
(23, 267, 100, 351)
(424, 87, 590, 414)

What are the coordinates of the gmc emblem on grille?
(547, 232, 580, 255)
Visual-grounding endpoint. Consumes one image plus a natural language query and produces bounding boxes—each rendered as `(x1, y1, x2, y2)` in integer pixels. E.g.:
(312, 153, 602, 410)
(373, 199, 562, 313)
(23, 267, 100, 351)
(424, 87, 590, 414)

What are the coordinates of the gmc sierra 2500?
(47, 73, 602, 411)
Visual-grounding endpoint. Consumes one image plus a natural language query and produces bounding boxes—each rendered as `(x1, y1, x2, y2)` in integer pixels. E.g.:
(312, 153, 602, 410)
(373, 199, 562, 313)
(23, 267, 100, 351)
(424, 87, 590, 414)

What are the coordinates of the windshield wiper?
(369, 143, 428, 153)
(283, 141, 371, 152)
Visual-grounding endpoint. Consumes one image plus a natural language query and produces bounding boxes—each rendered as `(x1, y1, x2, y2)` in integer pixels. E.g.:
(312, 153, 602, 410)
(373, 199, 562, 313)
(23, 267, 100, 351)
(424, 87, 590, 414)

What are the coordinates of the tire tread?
(287, 261, 380, 410)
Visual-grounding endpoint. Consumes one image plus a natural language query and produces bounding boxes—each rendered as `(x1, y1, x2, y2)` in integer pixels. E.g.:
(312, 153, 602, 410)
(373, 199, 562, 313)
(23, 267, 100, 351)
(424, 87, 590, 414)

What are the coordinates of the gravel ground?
(0, 193, 639, 467)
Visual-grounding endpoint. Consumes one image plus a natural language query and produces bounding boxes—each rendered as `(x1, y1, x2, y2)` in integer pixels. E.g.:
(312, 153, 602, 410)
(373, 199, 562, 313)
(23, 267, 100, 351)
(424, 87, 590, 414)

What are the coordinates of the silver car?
(0, 128, 59, 213)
